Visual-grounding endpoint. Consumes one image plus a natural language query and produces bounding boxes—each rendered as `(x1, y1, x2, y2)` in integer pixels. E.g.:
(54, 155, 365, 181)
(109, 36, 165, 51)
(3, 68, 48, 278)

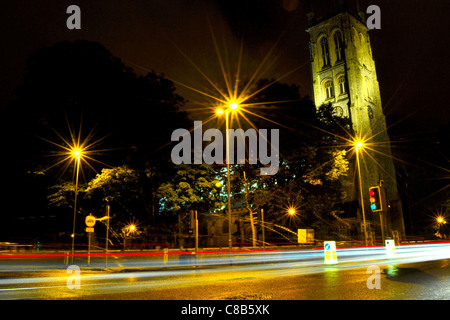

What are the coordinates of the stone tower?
(306, 0, 406, 238)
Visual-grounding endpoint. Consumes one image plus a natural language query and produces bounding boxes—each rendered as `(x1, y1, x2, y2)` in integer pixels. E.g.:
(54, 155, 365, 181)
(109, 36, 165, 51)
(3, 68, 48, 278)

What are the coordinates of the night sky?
(1, 0, 449, 139)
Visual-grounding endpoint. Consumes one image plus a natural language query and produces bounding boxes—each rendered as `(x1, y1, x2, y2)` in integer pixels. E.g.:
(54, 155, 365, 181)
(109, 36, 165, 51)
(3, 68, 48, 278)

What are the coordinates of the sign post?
(324, 241, 338, 264)
(85, 215, 96, 265)
(163, 247, 169, 266)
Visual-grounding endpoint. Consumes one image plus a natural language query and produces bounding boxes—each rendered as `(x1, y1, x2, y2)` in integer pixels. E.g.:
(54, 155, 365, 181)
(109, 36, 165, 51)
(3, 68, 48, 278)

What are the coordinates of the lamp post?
(437, 216, 447, 238)
(217, 102, 239, 251)
(71, 149, 82, 262)
(123, 224, 137, 250)
(261, 208, 265, 250)
(355, 140, 369, 246)
(105, 199, 110, 268)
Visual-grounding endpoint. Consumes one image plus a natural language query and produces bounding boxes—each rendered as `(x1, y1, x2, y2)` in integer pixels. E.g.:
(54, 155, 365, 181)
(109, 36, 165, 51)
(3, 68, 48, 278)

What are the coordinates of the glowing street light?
(71, 146, 84, 261)
(123, 223, 138, 250)
(436, 216, 447, 239)
(216, 101, 240, 251)
(40, 120, 110, 261)
(288, 208, 296, 216)
(354, 138, 369, 246)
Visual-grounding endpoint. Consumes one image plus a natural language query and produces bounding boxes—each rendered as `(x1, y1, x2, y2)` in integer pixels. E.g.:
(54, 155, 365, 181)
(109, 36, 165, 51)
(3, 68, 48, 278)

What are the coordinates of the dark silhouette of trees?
(0, 40, 191, 240)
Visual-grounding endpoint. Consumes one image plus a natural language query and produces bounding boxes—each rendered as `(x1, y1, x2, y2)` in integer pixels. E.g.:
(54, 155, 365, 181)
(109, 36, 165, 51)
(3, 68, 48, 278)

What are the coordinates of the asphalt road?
(1, 246, 450, 300)
(68, 259, 450, 300)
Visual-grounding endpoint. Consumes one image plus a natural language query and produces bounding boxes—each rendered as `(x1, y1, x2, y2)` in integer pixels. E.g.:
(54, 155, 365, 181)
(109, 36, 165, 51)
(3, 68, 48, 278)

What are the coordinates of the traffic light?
(368, 186, 384, 212)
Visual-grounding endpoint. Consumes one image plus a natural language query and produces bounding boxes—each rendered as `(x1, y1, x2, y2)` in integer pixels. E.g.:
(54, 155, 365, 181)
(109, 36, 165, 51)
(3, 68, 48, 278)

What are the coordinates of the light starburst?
(38, 116, 112, 182)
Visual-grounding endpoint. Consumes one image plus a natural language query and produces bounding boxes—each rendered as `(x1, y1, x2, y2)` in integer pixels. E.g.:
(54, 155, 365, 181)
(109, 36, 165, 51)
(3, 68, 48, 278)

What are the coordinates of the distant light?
(73, 150, 80, 156)
(216, 108, 224, 115)
(355, 141, 364, 149)
(288, 208, 296, 216)
(229, 102, 238, 110)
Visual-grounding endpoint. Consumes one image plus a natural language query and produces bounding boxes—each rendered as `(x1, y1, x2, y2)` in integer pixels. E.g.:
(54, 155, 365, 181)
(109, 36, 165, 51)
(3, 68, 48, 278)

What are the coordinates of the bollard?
(324, 241, 338, 264)
(385, 239, 396, 258)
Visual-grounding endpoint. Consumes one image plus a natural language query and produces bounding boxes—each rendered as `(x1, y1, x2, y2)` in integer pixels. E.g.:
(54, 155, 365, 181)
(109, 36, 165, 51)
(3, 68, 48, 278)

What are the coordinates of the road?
(1, 242, 450, 301)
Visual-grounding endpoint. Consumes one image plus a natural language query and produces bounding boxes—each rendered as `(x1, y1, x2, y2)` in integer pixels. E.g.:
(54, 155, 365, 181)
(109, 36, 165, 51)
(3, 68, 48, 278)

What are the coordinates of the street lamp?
(123, 223, 137, 250)
(354, 139, 369, 246)
(41, 123, 107, 260)
(71, 148, 82, 261)
(437, 216, 447, 238)
(217, 101, 240, 251)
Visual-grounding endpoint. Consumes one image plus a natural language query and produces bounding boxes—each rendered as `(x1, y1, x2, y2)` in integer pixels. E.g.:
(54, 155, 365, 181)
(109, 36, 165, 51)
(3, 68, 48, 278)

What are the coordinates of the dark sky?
(1, 0, 449, 140)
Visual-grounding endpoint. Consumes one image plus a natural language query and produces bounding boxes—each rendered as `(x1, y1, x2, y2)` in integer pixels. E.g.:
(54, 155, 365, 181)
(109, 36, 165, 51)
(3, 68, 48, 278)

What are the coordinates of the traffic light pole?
(379, 212, 386, 245)
(380, 185, 388, 244)
(369, 185, 388, 245)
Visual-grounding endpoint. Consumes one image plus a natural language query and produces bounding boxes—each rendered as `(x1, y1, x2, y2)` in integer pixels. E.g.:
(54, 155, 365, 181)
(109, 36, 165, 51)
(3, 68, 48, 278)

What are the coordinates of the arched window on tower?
(334, 31, 344, 62)
(320, 37, 330, 68)
(324, 80, 334, 99)
(338, 76, 346, 95)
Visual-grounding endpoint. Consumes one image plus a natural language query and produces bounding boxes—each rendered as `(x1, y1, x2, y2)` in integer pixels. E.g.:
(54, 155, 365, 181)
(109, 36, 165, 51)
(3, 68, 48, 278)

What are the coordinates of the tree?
(156, 163, 225, 215)
(2, 40, 192, 236)
(11, 40, 190, 171)
(83, 166, 147, 243)
(229, 79, 352, 239)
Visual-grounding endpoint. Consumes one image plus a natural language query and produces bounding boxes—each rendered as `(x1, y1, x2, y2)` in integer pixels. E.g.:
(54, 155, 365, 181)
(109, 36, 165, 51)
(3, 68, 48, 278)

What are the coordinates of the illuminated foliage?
(156, 163, 225, 215)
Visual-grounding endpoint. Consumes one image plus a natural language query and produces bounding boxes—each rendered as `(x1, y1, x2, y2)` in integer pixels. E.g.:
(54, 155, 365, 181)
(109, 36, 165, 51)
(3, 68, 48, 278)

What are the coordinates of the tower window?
(338, 76, 346, 95)
(324, 80, 334, 99)
(334, 31, 344, 62)
(367, 106, 374, 120)
(320, 37, 330, 68)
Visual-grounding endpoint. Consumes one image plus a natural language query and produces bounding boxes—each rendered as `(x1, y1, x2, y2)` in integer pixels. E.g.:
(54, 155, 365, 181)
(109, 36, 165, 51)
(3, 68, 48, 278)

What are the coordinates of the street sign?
(298, 229, 314, 244)
(86, 227, 94, 232)
(385, 239, 396, 258)
(324, 241, 338, 264)
(85, 215, 96, 227)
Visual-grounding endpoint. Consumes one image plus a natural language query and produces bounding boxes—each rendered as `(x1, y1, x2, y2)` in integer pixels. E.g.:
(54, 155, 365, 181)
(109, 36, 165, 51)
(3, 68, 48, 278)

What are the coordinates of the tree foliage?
(230, 80, 353, 235)
(156, 163, 225, 215)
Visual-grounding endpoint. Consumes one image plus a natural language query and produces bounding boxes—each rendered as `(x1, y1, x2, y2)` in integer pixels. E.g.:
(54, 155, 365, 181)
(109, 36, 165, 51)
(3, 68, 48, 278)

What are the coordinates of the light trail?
(0, 242, 449, 272)
(0, 242, 450, 299)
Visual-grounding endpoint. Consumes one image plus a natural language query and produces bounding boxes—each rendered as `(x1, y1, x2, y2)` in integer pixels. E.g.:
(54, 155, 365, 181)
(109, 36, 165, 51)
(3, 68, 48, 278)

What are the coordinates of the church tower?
(306, 1, 406, 238)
